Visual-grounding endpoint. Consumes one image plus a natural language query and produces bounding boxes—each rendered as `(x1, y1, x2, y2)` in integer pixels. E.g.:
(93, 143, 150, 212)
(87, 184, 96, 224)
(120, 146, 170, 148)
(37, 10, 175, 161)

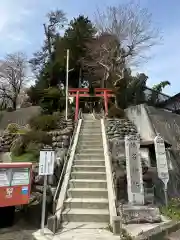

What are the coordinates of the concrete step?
(78, 140, 103, 145)
(82, 126, 101, 130)
(62, 208, 109, 222)
(80, 133, 101, 136)
(81, 125, 101, 129)
(77, 145, 103, 150)
(64, 198, 109, 209)
(69, 179, 107, 188)
(75, 154, 104, 160)
(79, 136, 102, 141)
(67, 188, 108, 198)
(82, 122, 100, 125)
(71, 171, 106, 180)
(76, 149, 104, 155)
(73, 160, 105, 166)
(60, 222, 108, 230)
(81, 127, 101, 130)
(72, 165, 106, 172)
(78, 138, 102, 143)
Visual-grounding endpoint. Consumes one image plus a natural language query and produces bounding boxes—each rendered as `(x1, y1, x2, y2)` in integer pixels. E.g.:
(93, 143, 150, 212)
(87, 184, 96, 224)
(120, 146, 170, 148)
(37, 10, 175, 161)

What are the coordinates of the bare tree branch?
(95, 3, 160, 66)
(88, 2, 161, 88)
(0, 52, 28, 110)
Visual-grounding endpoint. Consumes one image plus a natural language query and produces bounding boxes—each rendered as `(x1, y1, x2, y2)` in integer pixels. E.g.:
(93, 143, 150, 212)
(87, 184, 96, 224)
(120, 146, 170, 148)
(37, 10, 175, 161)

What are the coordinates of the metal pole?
(164, 185, 168, 207)
(65, 49, 69, 121)
(41, 174, 47, 235)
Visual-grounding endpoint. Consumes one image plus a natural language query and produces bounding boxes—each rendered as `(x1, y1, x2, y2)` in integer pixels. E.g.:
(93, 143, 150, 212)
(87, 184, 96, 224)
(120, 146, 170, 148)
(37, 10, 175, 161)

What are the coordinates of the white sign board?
(125, 135, 144, 205)
(0, 169, 11, 187)
(154, 135, 169, 186)
(39, 150, 55, 176)
(11, 168, 30, 186)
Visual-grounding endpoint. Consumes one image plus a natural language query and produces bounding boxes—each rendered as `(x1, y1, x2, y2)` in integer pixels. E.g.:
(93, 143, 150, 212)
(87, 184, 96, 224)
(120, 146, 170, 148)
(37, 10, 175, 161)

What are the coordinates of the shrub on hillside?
(22, 130, 52, 146)
(25, 142, 41, 158)
(40, 87, 66, 114)
(29, 114, 59, 131)
(11, 137, 24, 156)
(20, 102, 32, 108)
(11, 130, 52, 157)
(7, 107, 14, 112)
(6, 123, 20, 133)
(107, 105, 125, 119)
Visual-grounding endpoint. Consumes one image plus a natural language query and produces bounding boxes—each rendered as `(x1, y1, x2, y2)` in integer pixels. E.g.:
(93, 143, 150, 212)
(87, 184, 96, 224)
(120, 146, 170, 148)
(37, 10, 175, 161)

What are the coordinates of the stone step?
(72, 165, 106, 172)
(62, 208, 109, 223)
(73, 160, 105, 166)
(75, 154, 104, 160)
(71, 171, 106, 180)
(67, 188, 108, 198)
(69, 179, 107, 188)
(76, 149, 104, 155)
(64, 198, 109, 209)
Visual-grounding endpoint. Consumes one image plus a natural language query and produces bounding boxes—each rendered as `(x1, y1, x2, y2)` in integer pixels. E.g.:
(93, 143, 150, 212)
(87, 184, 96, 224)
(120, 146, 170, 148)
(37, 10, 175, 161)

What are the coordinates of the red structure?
(0, 162, 32, 207)
(69, 88, 114, 120)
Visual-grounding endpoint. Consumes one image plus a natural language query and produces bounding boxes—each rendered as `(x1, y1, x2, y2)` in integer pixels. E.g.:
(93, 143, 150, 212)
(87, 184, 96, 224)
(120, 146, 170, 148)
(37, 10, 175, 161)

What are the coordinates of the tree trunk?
(12, 98, 17, 110)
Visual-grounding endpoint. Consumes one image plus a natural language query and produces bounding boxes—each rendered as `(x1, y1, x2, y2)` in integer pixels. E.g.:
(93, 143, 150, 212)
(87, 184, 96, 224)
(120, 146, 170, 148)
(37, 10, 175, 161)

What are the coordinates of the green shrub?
(10, 137, 24, 156)
(160, 197, 180, 221)
(25, 142, 41, 158)
(20, 102, 32, 108)
(6, 107, 14, 112)
(108, 105, 125, 118)
(6, 123, 20, 133)
(29, 114, 59, 131)
(40, 87, 65, 114)
(22, 130, 52, 146)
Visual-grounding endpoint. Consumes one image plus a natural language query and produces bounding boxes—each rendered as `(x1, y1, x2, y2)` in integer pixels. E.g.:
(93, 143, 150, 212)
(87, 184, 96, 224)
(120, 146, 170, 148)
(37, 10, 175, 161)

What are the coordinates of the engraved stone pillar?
(125, 135, 144, 205)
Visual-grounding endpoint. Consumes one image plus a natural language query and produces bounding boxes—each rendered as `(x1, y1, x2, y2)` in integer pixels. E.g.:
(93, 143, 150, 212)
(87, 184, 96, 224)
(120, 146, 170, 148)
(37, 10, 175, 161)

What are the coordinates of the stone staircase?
(61, 114, 110, 225)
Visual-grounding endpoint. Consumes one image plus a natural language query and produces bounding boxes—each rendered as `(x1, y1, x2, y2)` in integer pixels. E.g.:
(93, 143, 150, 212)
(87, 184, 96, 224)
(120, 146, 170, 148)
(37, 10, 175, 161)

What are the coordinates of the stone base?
(47, 215, 56, 233)
(121, 205, 161, 224)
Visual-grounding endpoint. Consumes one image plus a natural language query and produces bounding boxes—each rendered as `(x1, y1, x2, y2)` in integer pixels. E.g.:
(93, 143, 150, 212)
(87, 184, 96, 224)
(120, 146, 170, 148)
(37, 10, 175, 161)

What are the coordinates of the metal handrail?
(53, 109, 82, 214)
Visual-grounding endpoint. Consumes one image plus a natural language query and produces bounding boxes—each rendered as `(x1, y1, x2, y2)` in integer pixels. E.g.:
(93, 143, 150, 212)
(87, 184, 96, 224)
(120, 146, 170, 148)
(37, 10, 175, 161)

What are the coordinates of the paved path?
(33, 223, 120, 240)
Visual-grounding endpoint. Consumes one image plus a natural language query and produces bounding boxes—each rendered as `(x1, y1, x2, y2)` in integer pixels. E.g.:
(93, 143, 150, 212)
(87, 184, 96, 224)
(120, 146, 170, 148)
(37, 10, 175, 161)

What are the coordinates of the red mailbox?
(0, 162, 32, 207)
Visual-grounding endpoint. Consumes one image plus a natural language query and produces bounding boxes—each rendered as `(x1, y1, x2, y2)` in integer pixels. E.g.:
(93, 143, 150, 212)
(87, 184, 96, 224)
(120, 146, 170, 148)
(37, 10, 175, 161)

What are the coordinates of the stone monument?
(122, 134, 161, 224)
(125, 134, 144, 205)
(154, 134, 169, 206)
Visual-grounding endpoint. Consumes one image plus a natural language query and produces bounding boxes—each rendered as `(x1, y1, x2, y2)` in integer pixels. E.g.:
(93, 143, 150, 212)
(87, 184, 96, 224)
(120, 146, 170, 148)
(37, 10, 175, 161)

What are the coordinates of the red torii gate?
(69, 88, 114, 121)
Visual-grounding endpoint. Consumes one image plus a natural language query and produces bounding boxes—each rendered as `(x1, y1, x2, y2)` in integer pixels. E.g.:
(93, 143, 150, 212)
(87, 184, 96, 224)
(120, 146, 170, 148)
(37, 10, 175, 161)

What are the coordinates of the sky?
(0, 0, 180, 96)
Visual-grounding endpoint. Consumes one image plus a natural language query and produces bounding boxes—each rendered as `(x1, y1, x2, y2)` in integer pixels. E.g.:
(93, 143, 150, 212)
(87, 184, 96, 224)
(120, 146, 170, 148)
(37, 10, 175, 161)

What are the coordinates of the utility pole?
(65, 49, 69, 121)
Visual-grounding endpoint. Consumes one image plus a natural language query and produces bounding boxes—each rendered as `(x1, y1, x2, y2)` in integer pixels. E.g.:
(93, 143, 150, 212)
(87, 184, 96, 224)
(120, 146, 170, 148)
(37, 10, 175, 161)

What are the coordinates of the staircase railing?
(53, 109, 83, 214)
(52, 109, 82, 231)
(101, 116, 118, 232)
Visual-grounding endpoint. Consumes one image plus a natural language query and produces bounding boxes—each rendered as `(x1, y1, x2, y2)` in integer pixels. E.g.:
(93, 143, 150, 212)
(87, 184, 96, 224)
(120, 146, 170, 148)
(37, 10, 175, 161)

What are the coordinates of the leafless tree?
(92, 2, 160, 87)
(0, 52, 28, 110)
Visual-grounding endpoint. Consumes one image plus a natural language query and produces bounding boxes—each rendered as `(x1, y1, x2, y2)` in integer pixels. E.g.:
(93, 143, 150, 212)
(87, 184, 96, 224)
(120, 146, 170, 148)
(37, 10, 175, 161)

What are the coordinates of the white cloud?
(0, 1, 35, 56)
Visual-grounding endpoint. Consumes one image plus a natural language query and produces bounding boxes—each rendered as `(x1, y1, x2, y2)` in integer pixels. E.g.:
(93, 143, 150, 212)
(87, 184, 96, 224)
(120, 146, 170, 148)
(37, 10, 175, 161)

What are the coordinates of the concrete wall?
(125, 104, 156, 142)
(140, 148, 151, 167)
